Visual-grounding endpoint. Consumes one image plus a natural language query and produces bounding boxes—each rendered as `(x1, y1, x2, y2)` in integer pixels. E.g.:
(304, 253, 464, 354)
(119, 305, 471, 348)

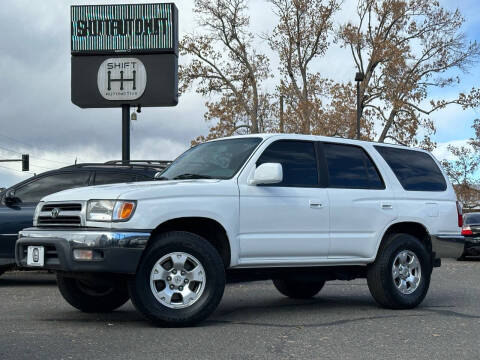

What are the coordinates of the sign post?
(70, 3, 179, 162)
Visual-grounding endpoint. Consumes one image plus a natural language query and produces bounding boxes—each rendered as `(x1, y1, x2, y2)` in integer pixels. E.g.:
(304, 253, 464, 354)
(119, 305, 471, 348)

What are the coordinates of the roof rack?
(105, 160, 172, 166)
(61, 160, 172, 171)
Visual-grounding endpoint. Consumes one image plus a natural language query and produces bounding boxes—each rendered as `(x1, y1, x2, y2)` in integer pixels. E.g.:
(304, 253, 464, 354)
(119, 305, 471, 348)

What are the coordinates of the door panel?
(239, 186, 329, 261)
(322, 142, 397, 259)
(327, 188, 396, 258)
(238, 140, 330, 265)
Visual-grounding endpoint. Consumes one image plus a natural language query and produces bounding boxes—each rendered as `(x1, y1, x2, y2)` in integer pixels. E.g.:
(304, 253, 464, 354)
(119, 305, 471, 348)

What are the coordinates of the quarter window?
(374, 146, 446, 191)
(324, 143, 384, 190)
(257, 140, 318, 187)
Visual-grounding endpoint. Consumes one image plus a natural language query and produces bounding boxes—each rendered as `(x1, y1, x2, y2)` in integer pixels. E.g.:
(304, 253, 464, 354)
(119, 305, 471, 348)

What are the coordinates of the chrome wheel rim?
(149, 252, 206, 309)
(392, 250, 422, 295)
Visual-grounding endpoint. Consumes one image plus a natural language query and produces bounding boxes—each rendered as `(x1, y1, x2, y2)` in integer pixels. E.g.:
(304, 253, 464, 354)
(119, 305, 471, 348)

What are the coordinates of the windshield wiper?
(173, 173, 214, 180)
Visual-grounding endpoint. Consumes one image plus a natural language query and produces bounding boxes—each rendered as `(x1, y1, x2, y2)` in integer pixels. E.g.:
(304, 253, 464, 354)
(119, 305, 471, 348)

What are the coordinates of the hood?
(41, 179, 223, 202)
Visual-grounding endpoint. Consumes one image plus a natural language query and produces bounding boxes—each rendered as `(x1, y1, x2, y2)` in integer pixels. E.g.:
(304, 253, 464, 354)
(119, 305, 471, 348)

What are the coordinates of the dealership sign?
(71, 3, 177, 55)
(71, 3, 178, 108)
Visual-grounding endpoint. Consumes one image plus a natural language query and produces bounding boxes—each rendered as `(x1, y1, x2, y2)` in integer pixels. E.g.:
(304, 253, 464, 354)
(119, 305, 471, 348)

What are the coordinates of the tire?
(128, 231, 225, 327)
(367, 233, 432, 309)
(57, 273, 129, 313)
(272, 279, 325, 299)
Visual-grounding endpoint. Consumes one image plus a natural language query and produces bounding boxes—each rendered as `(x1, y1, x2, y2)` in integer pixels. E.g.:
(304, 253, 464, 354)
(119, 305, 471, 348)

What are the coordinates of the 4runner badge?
(97, 58, 147, 101)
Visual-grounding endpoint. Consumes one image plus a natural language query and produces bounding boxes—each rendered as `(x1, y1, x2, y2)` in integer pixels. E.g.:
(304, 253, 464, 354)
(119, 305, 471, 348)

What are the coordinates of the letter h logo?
(107, 70, 136, 91)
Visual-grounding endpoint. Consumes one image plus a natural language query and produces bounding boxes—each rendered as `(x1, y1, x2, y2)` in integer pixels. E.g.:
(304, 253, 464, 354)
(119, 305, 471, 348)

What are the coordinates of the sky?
(0, 0, 479, 187)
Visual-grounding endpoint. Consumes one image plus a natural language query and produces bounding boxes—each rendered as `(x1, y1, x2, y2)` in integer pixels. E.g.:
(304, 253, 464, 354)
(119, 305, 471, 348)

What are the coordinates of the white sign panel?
(97, 58, 147, 101)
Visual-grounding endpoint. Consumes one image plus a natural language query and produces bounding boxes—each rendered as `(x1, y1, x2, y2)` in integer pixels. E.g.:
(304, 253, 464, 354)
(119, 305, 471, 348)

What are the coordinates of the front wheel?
(56, 274, 129, 313)
(128, 231, 226, 327)
(367, 233, 432, 309)
(273, 279, 325, 299)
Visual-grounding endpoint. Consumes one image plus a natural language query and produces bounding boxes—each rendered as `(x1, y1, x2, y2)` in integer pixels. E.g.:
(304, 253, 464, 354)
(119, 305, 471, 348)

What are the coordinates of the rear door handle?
(381, 203, 393, 209)
(309, 201, 323, 209)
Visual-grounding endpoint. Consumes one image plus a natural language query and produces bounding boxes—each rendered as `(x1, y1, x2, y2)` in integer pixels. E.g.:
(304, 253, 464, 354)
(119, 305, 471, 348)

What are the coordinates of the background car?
(0, 160, 170, 275)
(459, 212, 480, 260)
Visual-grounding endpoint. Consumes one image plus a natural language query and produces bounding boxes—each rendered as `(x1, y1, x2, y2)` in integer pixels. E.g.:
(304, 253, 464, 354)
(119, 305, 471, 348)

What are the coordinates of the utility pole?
(279, 95, 284, 133)
(355, 72, 365, 140)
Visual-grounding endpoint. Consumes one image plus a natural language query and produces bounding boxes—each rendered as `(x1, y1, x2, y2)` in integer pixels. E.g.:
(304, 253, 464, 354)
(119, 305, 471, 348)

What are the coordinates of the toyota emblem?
(51, 208, 60, 218)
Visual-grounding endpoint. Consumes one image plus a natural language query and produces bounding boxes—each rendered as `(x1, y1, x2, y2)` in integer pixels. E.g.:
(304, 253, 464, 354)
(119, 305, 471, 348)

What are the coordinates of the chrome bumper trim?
(18, 229, 151, 249)
(431, 234, 465, 259)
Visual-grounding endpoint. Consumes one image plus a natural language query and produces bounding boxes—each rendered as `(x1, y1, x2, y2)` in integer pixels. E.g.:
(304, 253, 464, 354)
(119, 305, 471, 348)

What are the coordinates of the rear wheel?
(128, 231, 225, 327)
(367, 233, 431, 309)
(56, 274, 129, 313)
(272, 279, 325, 299)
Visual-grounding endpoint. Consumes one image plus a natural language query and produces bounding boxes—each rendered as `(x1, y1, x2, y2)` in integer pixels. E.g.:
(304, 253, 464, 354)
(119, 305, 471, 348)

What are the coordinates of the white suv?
(16, 134, 464, 326)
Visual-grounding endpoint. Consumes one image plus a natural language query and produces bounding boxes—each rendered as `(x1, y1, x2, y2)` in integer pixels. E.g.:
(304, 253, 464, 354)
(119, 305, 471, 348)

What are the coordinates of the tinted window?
(94, 172, 138, 185)
(257, 140, 318, 187)
(375, 146, 446, 191)
(324, 143, 384, 190)
(464, 213, 480, 225)
(161, 138, 262, 180)
(15, 172, 90, 203)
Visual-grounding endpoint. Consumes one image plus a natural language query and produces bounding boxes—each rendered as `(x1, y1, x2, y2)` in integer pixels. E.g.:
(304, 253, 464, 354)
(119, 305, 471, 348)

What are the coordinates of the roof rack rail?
(61, 160, 172, 170)
(105, 160, 172, 166)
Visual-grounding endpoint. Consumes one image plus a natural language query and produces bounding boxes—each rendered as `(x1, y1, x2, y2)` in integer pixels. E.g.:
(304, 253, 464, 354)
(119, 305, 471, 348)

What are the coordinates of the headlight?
(87, 200, 136, 222)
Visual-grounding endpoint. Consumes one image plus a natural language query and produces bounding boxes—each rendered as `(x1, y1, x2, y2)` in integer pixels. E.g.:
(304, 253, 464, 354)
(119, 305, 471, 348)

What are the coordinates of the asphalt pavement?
(0, 259, 479, 360)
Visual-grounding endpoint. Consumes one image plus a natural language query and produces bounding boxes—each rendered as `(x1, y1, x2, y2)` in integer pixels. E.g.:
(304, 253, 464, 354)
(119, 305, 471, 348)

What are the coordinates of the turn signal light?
(117, 202, 135, 220)
(461, 227, 473, 236)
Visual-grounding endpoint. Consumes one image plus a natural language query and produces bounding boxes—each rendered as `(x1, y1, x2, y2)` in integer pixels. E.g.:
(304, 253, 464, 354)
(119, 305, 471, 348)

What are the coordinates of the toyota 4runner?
(15, 134, 464, 326)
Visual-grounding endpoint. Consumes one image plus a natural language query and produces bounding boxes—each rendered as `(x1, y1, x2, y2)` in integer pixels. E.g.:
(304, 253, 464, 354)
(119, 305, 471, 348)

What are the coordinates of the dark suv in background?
(0, 160, 170, 274)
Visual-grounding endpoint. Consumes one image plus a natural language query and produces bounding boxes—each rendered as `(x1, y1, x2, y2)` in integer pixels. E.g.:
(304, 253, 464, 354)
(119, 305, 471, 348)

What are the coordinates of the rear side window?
(94, 172, 138, 185)
(323, 143, 384, 190)
(257, 140, 318, 187)
(375, 146, 446, 191)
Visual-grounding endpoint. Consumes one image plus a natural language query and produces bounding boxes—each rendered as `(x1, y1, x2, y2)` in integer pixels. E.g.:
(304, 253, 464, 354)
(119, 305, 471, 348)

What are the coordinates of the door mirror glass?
(249, 163, 283, 186)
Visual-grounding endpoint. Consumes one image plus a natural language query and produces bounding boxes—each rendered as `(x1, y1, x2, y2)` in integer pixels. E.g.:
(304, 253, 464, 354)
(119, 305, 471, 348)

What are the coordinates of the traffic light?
(22, 154, 29, 172)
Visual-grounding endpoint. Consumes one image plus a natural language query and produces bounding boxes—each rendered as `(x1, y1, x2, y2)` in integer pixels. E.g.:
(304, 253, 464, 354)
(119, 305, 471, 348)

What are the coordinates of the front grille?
(36, 202, 84, 227)
(42, 203, 82, 212)
(37, 216, 81, 226)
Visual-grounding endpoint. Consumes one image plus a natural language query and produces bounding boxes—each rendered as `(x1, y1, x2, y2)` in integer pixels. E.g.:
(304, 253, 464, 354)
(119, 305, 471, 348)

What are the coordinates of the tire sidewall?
(130, 232, 225, 325)
(381, 234, 431, 308)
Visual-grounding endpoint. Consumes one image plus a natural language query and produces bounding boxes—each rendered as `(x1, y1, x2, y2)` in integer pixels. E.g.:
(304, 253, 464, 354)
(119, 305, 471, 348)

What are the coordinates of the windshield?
(464, 213, 480, 225)
(160, 137, 262, 180)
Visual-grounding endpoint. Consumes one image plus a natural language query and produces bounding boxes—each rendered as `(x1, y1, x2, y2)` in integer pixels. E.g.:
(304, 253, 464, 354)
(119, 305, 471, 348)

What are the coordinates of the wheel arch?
(375, 221, 432, 260)
(146, 217, 232, 268)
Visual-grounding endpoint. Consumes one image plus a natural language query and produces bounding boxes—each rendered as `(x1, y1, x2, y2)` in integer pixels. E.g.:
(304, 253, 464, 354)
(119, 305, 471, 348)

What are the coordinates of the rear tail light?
(456, 201, 463, 228)
(461, 226, 473, 236)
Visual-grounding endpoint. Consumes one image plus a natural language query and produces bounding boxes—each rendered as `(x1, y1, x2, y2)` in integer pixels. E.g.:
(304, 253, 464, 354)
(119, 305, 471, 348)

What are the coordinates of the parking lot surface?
(0, 259, 479, 360)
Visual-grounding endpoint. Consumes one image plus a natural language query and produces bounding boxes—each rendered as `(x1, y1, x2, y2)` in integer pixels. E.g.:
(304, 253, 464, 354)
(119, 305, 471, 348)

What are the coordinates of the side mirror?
(248, 163, 283, 186)
(4, 189, 17, 204)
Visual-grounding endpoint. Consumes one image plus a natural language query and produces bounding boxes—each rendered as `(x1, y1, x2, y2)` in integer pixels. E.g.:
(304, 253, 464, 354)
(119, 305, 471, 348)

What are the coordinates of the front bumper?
(431, 234, 465, 259)
(15, 228, 151, 274)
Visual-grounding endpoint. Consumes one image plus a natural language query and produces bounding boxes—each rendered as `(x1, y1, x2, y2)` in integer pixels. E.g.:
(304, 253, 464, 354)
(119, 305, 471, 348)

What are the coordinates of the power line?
(0, 164, 34, 176)
(0, 143, 72, 166)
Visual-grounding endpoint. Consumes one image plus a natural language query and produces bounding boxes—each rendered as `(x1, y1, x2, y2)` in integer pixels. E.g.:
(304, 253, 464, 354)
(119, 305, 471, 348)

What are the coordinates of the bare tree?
(441, 145, 480, 210)
(340, 0, 480, 146)
(180, 0, 271, 140)
(268, 0, 340, 134)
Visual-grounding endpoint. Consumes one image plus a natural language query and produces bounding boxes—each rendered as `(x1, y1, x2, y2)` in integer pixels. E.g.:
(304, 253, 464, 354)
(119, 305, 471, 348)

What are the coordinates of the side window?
(94, 172, 138, 185)
(14, 172, 90, 203)
(324, 143, 385, 190)
(374, 146, 447, 191)
(257, 140, 318, 187)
